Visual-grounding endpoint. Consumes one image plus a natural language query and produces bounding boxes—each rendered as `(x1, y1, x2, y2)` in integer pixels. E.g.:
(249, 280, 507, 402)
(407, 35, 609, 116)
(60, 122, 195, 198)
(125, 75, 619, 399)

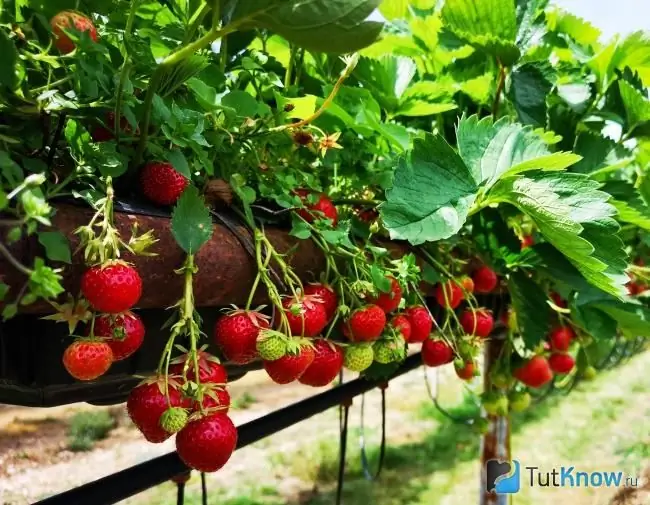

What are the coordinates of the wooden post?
(480, 332, 511, 505)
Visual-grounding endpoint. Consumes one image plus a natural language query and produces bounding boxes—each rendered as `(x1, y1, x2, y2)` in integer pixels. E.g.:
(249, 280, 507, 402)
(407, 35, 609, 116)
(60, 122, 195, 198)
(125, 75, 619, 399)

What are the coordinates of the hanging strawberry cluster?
(60, 177, 155, 381)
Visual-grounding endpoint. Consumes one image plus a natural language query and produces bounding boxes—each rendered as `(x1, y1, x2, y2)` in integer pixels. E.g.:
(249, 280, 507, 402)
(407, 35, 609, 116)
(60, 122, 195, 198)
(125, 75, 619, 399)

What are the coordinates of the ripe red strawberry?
(214, 310, 269, 364)
(304, 283, 338, 321)
(460, 276, 475, 293)
(472, 266, 498, 294)
(263, 342, 315, 384)
(298, 339, 344, 387)
(455, 361, 475, 380)
(91, 111, 135, 143)
(50, 11, 97, 54)
(343, 304, 386, 342)
(549, 326, 574, 352)
(295, 189, 338, 226)
(368, 276, 403, 313)
(358, 208, 379, 223)
(390, 314, 412, 342)
(63, 340, 113, 380)
(627, 282, 647, 295)
(514, 356, 553, 388)
(176, 413, 238, 472)
(170, 350, 227, 384)
(521, 235, 534, 249)
(282, 295, 328, 337)
(548, 353, 575, 374)
(141, 161, 188, 206)
(92, 311, 145, 361)
(459, 309, 494, 339)
(550, 291, 567, 308)
(422, 339, 454, 367)
(434, 280, 464, 309)
(127, 377, 190, 443)
(404, 305, 433, 343)
(193, 385, 231, 413)
(81, 262, 142, 314)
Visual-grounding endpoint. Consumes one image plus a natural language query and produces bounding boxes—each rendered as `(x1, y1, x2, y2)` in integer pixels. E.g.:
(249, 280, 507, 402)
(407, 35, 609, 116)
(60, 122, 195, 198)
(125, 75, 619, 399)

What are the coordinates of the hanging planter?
(0, 200, 327, 407)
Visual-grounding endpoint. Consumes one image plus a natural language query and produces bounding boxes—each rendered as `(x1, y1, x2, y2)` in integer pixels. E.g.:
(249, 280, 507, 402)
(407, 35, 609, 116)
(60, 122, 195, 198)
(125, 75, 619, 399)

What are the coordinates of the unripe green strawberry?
(582, 365, 597, 381)
(373, 337, 405, 364)
(482, 392, 509, 416)
(256, 330, 286, 361)
(509, 391, 531, 412)
(160, 407, 188, 434)
(344, 345, 374, 372)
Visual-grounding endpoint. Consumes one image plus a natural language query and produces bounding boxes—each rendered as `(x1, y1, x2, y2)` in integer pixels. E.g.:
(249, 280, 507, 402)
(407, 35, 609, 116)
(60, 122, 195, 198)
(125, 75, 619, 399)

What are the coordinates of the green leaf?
(593, 300, 650, 337)
(395, 101, 457, 117)
(28, 258, 64, 299)
(381, 133, 478, 244)
(603, 181, 650, 231)
(221, 90, 259, 117)
(508, 271, 550, 347)
(38, 231, 71, 264)
(571, 305, 617, 341)
(0, 30, 18, 90)
(166, 150, 191, 178)
(572, 132, 633, 175)
(88, 142, 128, 178)
(456, 115, 581, 190)
(0, 282, 9, 302)
(354, 56, 417, 111)
(618, 80, 650, 132)
(239, 0, 384, 54)
(508, 62, 553, 127)
(488, 173, 628, 297)
(546, 8, 600, 47)
(370, 265, 392, 292)
(612, 31, 650, 88)
(441, 0, 520, 65)
(171, 186, 213, 254)
(379, 0, 409, 20)
(274, 93, 317, 120)
(290, 217, 311, 240)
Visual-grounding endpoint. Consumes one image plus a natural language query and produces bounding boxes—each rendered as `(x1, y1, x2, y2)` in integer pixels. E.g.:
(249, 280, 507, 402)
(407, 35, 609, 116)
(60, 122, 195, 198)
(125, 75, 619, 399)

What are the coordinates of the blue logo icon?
(487, 459, 521, 494)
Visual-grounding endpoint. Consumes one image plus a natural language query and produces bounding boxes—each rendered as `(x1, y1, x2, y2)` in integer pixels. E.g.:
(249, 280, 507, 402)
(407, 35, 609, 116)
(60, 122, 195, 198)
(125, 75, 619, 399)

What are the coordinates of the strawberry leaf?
(487, 173, 629, 297)
(38, 231, 71, 264)
(381, 133, 478, 244)
(441, 0, 520, 65)
(508, 271, 550, 348)
(171, 186, 213, 255)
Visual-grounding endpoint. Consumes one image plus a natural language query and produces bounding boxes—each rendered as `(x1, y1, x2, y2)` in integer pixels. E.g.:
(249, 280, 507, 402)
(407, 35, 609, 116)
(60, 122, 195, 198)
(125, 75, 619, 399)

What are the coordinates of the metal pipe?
(34, 353, 423, 505)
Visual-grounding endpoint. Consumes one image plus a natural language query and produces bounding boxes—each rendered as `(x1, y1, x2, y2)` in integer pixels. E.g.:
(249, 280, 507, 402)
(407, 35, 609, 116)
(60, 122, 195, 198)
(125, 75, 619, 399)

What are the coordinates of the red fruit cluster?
(514, 356, 553, 388)
(422, 338, 454, 367)
(368, 276, 402, 313)
(127, 350, 237, 473)
(298, 339, 344, 387)
(50, 11, 98, 54)
(141, 162, 189, 206)
(294, 189, 338, 226)
(403, 305, 433, 343)
(65, 262, 145, 382)
(434, 280, 464, 309)
(548, 326, 575, 352)
(472, 266, 498, 294)
(264, 342, 315, 384)
(343, 304, 386, 342)
(282, 295, 328, 337)
(304, 283, 338, 321)
(459, 309, 494, 339)
(214, 310, 270, 364)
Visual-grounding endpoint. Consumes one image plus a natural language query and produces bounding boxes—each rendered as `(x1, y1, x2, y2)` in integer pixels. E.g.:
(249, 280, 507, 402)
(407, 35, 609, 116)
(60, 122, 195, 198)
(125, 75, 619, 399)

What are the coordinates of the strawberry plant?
(2, 0, 650, 480)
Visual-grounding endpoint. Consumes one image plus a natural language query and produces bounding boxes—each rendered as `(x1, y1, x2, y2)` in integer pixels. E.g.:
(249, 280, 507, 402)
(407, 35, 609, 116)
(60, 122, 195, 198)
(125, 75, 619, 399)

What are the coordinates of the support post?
(480, 332, 511, 505)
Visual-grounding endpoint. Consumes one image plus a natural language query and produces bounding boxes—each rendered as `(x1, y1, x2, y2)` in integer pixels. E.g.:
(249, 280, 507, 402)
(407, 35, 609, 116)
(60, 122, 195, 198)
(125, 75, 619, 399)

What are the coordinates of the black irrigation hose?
(34, 353, 423, 505)
(336, 403, 350, 505)
(176, 481, 185, 505)
(423, 365, 476, 425)
(359, 387, 387, 481)
(201, 473, 207, 505)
